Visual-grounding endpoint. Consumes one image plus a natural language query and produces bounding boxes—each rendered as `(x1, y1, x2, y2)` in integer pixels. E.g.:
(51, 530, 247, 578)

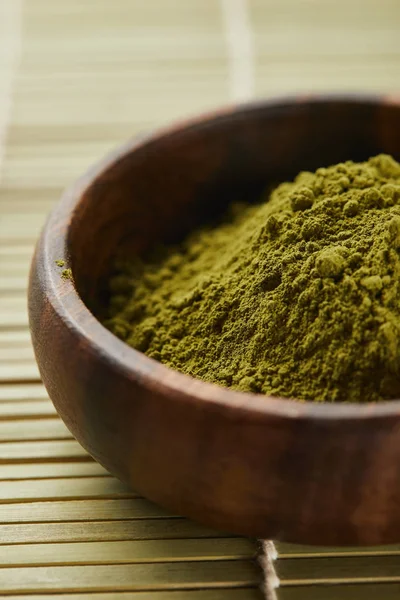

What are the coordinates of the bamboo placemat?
(0, 1, 399, 598)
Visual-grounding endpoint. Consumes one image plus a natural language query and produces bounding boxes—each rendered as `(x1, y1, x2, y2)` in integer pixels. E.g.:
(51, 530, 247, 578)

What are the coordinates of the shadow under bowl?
(29, 95, 400, 546)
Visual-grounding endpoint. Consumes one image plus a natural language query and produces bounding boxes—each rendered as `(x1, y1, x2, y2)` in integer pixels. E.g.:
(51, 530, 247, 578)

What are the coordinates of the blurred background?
(1, 0, 399, 248)
(0, 1, 399, 598)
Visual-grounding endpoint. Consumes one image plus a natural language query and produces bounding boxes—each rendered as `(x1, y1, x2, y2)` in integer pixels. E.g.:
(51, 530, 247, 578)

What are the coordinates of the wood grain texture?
(29, 96, 400, 547)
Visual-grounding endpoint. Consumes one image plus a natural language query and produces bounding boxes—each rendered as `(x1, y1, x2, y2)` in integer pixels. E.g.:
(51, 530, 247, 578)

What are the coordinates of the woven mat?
(0, 1, 400, 598)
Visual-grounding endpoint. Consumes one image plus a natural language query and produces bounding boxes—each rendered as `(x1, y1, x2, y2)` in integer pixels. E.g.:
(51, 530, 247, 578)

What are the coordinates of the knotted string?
(259, 540, 280, 599)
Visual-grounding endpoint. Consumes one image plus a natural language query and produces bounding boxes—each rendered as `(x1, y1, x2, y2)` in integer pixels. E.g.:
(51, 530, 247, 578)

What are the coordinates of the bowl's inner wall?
(67, 99, 400, 316)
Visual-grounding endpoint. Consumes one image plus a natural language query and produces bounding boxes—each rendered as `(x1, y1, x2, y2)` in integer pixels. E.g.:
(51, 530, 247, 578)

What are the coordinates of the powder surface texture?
(106, 155, 400, 403)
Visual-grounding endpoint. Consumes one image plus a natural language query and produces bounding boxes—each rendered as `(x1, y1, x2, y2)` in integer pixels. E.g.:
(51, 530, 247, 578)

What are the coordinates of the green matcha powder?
(105, 154, 400, 403)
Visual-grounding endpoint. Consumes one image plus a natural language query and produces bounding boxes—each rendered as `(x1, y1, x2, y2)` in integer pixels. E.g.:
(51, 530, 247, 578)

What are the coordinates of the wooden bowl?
(29, 96, 400, 546)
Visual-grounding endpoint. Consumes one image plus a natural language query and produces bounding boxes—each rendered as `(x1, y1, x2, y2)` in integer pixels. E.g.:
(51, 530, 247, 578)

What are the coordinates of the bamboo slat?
(0, 362, 40, 382)
(0, 519, 232, 545)
(278, 584, 400, 600)
(276, 542, 400, 558)
(0, 245, 33, 256)
(0, 476, 136, 502)
(0, 400, 56, 419)
(0, 348, 36, 361)
(0, 561, 260, 593)
(0, 593, 263, 600)
(0, 313, 29, 328)
(0, 538, 255, 566)
(276, 556, 400, 582)
(0, 498, 172, 523)
(0, 331, 33, 348)
(0, 461, 107, 479)
(0, 439, 91, 461)
(0, 417, 71, 440)
(0, 383, 48, 401)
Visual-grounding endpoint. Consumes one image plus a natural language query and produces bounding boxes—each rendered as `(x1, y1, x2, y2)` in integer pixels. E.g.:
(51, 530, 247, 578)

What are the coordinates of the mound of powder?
(106, 154, 400, 403)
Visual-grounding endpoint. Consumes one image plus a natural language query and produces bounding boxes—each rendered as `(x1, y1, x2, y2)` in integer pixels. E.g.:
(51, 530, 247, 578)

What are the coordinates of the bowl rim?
(39, 93, 400, 423)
